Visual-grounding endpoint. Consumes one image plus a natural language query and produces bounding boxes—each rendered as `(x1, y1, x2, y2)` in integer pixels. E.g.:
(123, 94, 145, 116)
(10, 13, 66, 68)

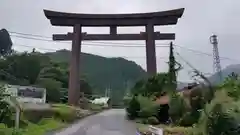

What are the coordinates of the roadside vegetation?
(0, 87, 104, 135)
(125, 43, 240, 135)
(0, 30, 106, 135)
(0, 85, 105, 135)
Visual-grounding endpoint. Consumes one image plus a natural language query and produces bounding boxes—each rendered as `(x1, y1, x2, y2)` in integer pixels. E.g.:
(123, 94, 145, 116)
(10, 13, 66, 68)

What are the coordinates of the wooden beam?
(53, 32, 175, 41)
(49, 18, 178, 27)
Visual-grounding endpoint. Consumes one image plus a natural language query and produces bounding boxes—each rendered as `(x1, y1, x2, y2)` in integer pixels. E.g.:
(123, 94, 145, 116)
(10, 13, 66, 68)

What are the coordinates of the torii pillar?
(145, 23, 157, 75)
(68, 24, 81, 105)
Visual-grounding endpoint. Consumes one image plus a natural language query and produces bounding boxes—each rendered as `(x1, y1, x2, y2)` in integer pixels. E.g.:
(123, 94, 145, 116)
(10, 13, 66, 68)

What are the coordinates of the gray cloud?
(1, 0, 240, 82)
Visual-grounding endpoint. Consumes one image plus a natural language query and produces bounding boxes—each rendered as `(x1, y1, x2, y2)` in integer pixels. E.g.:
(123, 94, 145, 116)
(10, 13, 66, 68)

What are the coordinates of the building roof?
(44, 8, 184, 26)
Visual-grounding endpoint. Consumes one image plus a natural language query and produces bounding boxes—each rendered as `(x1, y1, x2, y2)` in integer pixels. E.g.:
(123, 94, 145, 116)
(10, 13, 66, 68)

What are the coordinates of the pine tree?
(168, 42, 182, 92)
(168, 42, 176, 91)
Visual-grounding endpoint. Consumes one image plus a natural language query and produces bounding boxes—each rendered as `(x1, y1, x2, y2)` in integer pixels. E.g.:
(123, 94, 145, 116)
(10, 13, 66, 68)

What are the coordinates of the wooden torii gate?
(44, 8, 184, 105)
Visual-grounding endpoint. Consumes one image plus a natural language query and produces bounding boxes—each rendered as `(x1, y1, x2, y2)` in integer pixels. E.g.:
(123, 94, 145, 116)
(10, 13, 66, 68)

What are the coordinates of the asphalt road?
(53, 109, 137, 135)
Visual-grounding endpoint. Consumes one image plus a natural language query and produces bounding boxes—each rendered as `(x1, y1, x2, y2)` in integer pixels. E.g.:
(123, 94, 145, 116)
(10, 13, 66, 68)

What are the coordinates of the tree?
(220, 73, 240, 100)
(80, 79, 92, 97)
(199, 92, 240, 135)
(168, 42, 182, 92)
(126, 95, 140, 120)
(131, 73, 169, 97)
(38, 62, 68, 87)
(2, 53, 50, 85)
(37, 78, 62, 103)
(0, 29, 12, 56)
(0, 85, 12, 124)
(168, 94, 187, 124)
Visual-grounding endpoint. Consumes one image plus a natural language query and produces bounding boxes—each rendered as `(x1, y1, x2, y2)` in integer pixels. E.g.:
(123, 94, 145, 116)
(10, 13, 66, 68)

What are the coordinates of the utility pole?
(105, 88, 108, 97)
(210, 34, 223, 82)
(105, 85, 111, 97)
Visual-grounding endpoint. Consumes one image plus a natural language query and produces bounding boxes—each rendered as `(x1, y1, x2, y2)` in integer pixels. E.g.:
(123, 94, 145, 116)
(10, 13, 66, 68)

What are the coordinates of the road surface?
(52, 109, 137, 135)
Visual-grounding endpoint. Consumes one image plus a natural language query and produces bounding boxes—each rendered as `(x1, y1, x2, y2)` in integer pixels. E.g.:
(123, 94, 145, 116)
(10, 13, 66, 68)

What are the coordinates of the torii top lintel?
(44, 8, 184, 27)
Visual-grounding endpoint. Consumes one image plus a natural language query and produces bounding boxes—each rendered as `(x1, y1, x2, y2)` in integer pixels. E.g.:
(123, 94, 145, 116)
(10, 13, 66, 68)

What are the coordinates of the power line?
(9, 31, 170, 46)
(9, 31, 240, 62)
(9, 31, 51, 39)
(173, 44, 239, 62)
(10, 35, 169, 47)
(13, 43, 169, 60)
(13, 43, 56, 51)
(175, 52, 212, 76)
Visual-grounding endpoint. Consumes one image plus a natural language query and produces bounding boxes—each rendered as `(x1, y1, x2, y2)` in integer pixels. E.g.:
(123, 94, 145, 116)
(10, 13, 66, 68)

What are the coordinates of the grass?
(52, 104, 76, 114)
(0, 116, 65, 135)
(20, 118, 65, 135)
(89, 103, 103, 112)
(0, 103, 104, 135)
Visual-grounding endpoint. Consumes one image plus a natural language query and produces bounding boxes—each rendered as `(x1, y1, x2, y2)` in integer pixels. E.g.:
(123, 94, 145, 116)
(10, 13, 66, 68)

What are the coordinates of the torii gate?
(44, 8, 184, 105)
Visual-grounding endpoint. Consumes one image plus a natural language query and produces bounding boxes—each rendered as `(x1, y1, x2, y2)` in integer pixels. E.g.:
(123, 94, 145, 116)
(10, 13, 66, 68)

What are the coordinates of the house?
(5, 85, 46, 104)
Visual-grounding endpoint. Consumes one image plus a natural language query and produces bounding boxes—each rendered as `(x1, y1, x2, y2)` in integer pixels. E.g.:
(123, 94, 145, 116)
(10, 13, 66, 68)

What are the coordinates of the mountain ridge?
(44, 49, 147, 95)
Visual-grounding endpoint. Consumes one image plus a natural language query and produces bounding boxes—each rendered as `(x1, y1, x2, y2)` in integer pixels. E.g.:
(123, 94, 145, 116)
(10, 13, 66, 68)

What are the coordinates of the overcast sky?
(1, 0, 240, 82)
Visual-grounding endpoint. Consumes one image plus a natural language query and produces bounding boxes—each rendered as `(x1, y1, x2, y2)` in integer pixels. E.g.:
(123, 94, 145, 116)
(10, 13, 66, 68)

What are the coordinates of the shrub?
(53, 109, 77, 123)
(0, 85, 13, 125)
(37, 78, 62, 103)
(169, 94, 187, 124)
(179, 112, 199, 127)
(198, 91, 240, 135)
(141, 119, 148, 124)
(89, 103, 103, 112)
(23, 104, 84, 124)
(147, 116, 159, 125)
(138, 96, 158, 118)
(52, 104, 78, 123)
(123, 95, 132, 106)
(126, 96, 140, 120)
(23, 109, 56, 123)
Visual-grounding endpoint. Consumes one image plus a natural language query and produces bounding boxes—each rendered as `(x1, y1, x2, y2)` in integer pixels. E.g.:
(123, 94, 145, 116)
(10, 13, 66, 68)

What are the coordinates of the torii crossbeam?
(44, 8, 184, 105)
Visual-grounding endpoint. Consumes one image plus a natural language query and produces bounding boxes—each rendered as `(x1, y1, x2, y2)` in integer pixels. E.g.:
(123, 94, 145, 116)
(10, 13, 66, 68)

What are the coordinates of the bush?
(123, 95, 132, 106)
(179, 112, 199, 127)
(37, 78, 62, 103)
(141, 119, 148, 124)
(169, 94, 187, 124)
(89, 103, 103, 112)
(198, 91, 240, 135)
(0, 85, 13, 125)
(52, 104, 78, 123)
(23, 109, 56, 123)
(20, 118, 64, 135)
(23, 104, 83, 124)
(126, 96, 140, 120)
(138, 96, 158, 118)
(147, 116, 159, 125)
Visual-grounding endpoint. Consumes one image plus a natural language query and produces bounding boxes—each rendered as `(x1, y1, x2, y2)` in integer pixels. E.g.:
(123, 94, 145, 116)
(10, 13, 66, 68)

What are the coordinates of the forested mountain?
(208, 64, 240, 85)
(45, 49, 147, 95)
(0, 29, 147, 105)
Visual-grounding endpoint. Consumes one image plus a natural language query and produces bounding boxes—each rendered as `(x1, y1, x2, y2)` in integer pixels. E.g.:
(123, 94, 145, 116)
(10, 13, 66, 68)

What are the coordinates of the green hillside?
(45, 49, 147, 96)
